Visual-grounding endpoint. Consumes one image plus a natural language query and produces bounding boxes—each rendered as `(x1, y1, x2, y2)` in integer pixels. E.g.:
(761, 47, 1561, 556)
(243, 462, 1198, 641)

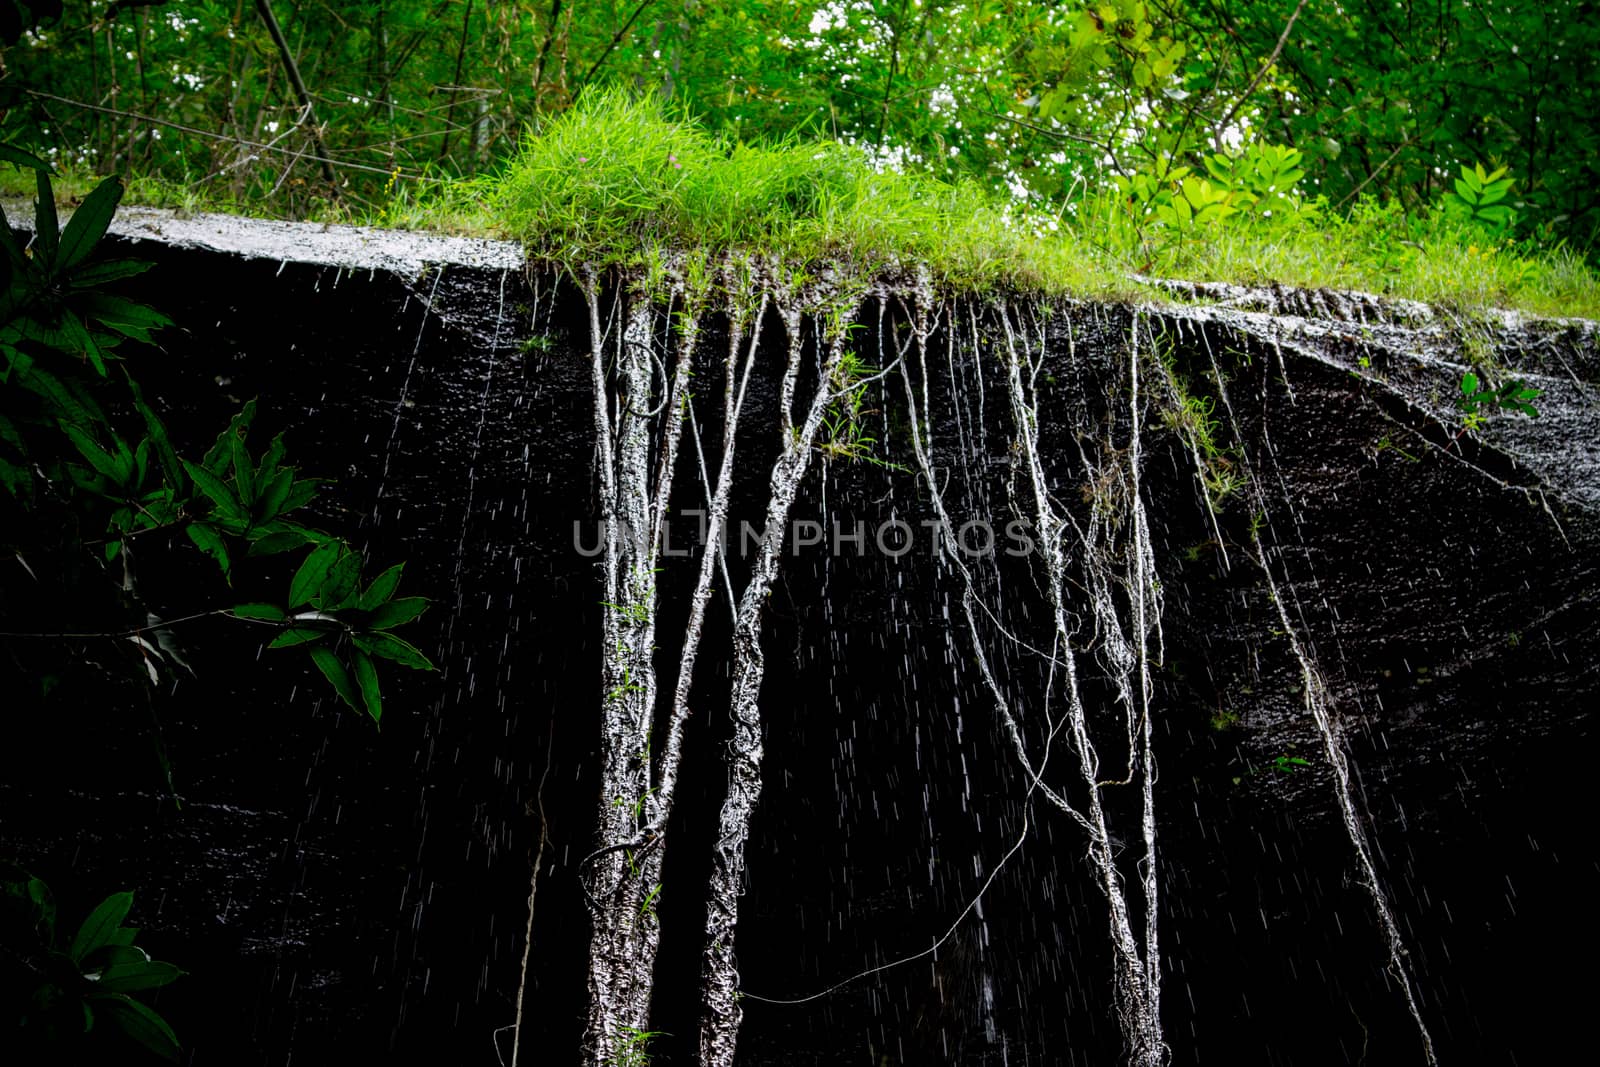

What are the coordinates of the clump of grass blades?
(487, 90, 1598, 316)
(1072, 186, 1600, 319)
(488, 88, 1114, 296)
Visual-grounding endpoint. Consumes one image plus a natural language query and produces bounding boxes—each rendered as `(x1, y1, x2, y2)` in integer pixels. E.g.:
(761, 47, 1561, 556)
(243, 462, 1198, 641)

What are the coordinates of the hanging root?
(700, 285, 861, 1067)
(1186, 308, 1439, 1065)
(1255, 558, 1439, 1066)
(578, 266, 711, 1063)
(898, 297, 1168, 1066)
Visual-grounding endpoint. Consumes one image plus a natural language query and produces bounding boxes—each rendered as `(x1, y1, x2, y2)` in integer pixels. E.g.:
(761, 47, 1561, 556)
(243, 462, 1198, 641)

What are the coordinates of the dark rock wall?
(2, 225, 1595, 1065)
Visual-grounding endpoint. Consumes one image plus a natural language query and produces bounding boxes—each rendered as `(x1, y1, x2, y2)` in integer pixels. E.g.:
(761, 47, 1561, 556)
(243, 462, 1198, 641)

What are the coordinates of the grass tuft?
(7, 88, 1597, 317)
(487, 88, 1117, 296)
(484, 90, 1597, 317)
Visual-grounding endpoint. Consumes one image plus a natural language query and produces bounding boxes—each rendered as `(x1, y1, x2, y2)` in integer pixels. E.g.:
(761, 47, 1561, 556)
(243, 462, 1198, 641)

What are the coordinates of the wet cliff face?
(1, 212, 1595, 1066)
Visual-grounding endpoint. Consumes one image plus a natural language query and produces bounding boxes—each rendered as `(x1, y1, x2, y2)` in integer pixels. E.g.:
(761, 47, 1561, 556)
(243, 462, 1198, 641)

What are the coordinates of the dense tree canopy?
(0, 1, 1594, 256)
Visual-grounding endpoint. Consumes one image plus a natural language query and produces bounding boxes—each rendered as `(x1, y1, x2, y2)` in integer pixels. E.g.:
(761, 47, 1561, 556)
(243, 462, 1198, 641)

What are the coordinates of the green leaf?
(79, 293, 173, 344)
(352, 648, 382, 724)
(26, 876, 56, 940)
(257, 432, 287, 483)
(0, 457, 32, 497)
(55, 175, 124, 274)
(90, 993, 180, 1061)
(186, 523, 232, 580)
(269, 626, 330, 649)
(1460, 371, 1479, 396)
(309, 646, 360, 712)
(98, 959, 185, 992)
(0, 142, 53, 171)
(204, 401, 256, 473)
(247, 526, 318, 556)
(182, 459, 246, 519)
(368, 596, 428, 630)
(60, 423, 125, 483)
(289, 540, 341, 608)
(56, 311, 108, 374)
(69, 891, 133, 964)
(125, 375, 185, 492)
(280, 477, 320, 512)
(352, 631, 434, 671)
(1480, 178, 1514, 203)
(12, 360, 91, 424)
(316, 548, 361, 609)
(66, 258, 153, 287)
(232, 602, 285, 621)
(255, 467, 293, 520)
(86, 945, 186, 992)
(358, 563, 405, 610)
(34, 168, 59, 268)
(229, 430, 254, 505)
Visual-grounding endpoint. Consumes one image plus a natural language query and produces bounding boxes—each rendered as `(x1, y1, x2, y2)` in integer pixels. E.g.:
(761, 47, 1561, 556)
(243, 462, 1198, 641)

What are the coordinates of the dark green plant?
(1, 866, 184, 1061)
(1, 154, 432, 728)
(1208, 707, 1242, 732)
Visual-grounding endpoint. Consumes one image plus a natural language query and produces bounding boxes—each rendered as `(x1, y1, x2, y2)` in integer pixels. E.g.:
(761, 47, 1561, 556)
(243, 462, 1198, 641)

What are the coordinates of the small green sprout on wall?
(1455, 370, 1540, 432)
(611, 1024, 667, 1067)
(639, 883, 663, 922)
(818, 351, 904, 470)
(1159, 385, 1243, 511)
(1209, 707, 1242, 732)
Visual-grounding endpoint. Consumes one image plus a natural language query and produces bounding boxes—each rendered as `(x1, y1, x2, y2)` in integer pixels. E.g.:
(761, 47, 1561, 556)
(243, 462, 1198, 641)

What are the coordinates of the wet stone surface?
(2, 210, 1596, 1065)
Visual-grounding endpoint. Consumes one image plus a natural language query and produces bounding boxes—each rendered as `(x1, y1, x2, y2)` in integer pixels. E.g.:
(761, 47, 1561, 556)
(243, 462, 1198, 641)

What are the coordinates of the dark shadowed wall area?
(2, 214, 1596, 1066)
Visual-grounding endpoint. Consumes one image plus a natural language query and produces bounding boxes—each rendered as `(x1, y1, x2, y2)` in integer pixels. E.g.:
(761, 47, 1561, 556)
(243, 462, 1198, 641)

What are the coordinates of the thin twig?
(506, 721, 555, 1067)
(0, 607, 280, 639)
(21, 90, 450, 183)
(252, 0, 340, 194)
(530, 0, 564, 106)
(1335, 136, 1419, 207)
(1213, 0, 1307, 151)
(574, 0, 656, 98)
(437, 0, 476, 163)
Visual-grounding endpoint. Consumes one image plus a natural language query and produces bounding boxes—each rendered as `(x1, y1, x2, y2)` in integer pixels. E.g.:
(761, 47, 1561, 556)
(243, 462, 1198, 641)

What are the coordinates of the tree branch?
(1335, 135, 1419, 207)
(1213, 0, 1307, 151)
(252, 0, 340, 194)
(574, 0, 656, 99)
(437, 0, 475, 163)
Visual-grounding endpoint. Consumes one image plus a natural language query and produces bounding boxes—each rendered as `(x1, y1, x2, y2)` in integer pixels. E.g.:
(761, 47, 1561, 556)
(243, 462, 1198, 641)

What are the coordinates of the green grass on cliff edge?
(10, 89, 1598, 318)
(480, 90, 1600, 318)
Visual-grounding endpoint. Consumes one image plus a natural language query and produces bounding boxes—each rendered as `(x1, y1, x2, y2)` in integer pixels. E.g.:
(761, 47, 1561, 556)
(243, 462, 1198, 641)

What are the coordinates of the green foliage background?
(0, 0, 1593, 261)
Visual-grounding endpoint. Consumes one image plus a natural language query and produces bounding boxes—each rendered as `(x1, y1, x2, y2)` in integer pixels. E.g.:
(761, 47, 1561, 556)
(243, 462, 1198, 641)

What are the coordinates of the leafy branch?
(1455, 369, 1540, 433)
(2, 152, 432, 728)
(2, 867, 185, 1061)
